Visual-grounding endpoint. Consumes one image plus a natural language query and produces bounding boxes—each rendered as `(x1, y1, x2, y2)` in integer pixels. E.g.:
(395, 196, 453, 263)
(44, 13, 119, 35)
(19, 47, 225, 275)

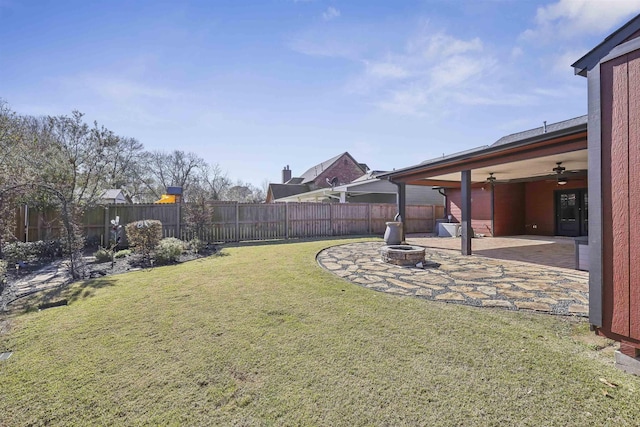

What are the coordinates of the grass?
(0, 237, 638, 426)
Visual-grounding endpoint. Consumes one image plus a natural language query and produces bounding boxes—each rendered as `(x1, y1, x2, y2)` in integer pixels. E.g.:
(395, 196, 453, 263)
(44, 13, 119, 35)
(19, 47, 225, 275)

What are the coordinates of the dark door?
(555, 189, 587, 237)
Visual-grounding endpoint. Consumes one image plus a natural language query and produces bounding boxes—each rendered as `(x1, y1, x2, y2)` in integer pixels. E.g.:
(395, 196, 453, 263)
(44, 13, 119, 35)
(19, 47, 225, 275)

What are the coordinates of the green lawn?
(0, 238, 638, 426)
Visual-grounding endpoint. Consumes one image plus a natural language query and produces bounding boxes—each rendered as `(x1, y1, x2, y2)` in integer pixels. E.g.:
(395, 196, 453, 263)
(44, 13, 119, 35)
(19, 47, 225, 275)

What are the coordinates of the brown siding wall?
(493, 183, 525, 236)
(523, 178, 588, 235)
(447, 186, 493, 236)
(600, 48, 640, 346)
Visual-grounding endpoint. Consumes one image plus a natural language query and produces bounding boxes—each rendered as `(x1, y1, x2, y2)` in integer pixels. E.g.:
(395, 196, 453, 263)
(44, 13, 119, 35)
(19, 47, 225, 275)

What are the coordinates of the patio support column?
(461, 170, 472, 255)
(395, 181, 407, 242)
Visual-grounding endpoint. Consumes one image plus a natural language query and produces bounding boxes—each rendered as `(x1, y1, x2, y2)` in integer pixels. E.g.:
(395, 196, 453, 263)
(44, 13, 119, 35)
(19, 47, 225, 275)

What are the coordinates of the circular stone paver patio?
(317, 241, 589, 317)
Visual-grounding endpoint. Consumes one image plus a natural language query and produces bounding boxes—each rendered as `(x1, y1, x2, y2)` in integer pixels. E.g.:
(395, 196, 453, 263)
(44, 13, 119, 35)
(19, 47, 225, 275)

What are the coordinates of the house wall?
(446, 186, 492, 236)
(447, 178, 590, 238)
(347, 193, 396, 204)
(493, 183, 525, 236)
(523, 177, 588, 235)
(599, 45, 640, 346)
(407, 185, 445, 207)
(310, 154, 365, 190)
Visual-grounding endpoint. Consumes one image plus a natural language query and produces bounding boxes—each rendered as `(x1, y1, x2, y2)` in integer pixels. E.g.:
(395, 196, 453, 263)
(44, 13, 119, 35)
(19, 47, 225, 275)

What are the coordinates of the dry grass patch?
(0, 237, 639, 426)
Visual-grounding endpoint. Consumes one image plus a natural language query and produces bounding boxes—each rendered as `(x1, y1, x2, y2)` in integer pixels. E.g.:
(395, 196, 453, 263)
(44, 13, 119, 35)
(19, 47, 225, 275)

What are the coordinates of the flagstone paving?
(317, 241, 589, 317)
(1, 260, 72, 309)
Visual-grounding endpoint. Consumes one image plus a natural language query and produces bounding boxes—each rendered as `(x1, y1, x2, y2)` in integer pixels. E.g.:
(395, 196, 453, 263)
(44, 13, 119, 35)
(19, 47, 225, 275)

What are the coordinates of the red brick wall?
(446, 186, 493, 236)
(523, 178, 587, 235)
(447, 179, 589, 238)
(493, 183, 525, 236)
(310, 154, 364, 190)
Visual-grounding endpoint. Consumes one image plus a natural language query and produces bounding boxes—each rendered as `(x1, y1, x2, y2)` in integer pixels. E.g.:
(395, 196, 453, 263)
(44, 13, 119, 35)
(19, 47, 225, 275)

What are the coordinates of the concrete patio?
(317, 237, 588, 316)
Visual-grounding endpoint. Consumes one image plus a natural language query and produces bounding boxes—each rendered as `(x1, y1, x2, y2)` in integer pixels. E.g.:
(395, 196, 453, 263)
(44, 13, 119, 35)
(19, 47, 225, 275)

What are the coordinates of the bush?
(154, 237, 185, 265)
(0, 259, 7, 286)
(2, 240, 63, 265)
(114, 249, 132, 259)
(125, 220, 163, 259)
(188, 237, 205, 254)
(94, 247, 112, 263)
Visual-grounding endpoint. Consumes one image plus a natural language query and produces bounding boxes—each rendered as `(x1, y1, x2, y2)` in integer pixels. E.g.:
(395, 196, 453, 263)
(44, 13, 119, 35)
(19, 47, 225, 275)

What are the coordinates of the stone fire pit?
(380, 245, 426, 266)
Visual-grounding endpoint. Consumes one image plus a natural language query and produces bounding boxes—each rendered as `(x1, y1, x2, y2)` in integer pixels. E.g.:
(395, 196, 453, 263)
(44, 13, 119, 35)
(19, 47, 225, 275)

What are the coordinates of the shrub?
(84, 235, 102, 250)
(188, 237, 205, 254)
(125, 220, 163, 259)
(2, 240, 62, 265)
(0, 259, 7, 285)
(114, 249, 132, 259)
(154, 237, 185, 265)
(94, 247, 112, 263)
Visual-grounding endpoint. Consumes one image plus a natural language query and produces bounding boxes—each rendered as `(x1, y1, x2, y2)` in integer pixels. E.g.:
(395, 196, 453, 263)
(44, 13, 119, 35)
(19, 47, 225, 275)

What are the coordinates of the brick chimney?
(282, 165, 292, 183)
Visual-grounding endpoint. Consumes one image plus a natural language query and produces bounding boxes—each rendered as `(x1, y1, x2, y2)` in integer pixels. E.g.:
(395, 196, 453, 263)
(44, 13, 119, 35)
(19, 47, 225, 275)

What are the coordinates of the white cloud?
(322, 6, 340, 21)
(430, 55, 492, 90)
(376, 87, 429, 117)
(292, 19, 556, 117)
(510, 46, 524, 59)
(521, 0, 640, 42)
(355, 30, 514, 116)
(365, 61, 409, 79)
(419, 34, 483, 58)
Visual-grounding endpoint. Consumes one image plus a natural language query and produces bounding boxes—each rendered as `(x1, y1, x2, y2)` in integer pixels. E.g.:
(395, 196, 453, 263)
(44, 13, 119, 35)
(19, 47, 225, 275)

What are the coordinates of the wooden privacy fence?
(17, 202, 445, 244)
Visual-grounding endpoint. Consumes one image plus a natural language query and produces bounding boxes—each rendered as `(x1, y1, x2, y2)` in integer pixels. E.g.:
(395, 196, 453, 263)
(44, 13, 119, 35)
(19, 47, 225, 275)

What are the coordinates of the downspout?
(436, 187, 447, 218)
(490, 183, 495, 237)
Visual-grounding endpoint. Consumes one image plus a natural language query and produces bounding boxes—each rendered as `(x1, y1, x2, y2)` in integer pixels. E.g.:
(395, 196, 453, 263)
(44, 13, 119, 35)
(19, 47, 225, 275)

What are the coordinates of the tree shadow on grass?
(18, 277, 118, 314)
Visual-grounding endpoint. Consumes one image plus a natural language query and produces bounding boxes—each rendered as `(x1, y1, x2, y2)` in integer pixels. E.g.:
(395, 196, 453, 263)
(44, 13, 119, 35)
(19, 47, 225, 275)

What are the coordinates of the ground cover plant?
(0, 238, 639, 426)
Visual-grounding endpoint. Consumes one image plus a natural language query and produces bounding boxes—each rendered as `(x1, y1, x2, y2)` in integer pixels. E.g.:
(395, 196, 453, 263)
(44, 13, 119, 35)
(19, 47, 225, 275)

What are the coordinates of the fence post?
(176, 203, 181, 239)
(329, 203, 333, 236)
(103, 205, 110, 246)
(285, 203, 289, 240)
(368, 204, 372, 235)
(37, 209, 42, 241)
(235, 202, 240, 242)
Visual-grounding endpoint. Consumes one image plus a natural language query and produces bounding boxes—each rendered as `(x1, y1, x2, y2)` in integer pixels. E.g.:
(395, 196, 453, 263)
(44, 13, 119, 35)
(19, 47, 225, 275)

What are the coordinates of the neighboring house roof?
(298, 152, 366, 184)
(268, 184, 310, 200)
(99, 189, 132, 204)
(572, 13, 640, 77)
(272, 173, 444, 205)
(285, 177, 304, 184)
(101, 189, 125, 199)
(274, 173, 399, 202)
(350, 170, 389, 183)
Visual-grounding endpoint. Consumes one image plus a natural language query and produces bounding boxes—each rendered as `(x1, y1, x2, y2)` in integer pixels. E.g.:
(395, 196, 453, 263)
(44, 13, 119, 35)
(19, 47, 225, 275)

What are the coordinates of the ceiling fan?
(553, 162, 568, 185)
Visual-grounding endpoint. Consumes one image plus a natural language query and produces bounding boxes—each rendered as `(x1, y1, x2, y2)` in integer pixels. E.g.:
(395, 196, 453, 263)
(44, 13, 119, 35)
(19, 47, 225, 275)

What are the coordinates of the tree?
(103, 135, 145, 196)
(222, 180, 266, 203)
(136, 150, 207, 202)
(0, 101, 25, 243)
(19, 111, 117, 278)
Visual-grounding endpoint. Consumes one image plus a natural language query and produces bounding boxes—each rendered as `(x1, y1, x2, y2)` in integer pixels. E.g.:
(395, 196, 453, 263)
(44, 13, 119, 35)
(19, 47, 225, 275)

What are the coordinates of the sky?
(1, 0, 640, 187)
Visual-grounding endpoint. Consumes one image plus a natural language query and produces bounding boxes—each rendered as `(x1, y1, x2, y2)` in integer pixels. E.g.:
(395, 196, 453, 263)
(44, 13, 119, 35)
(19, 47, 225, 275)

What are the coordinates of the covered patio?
(381, 116, 588, 257)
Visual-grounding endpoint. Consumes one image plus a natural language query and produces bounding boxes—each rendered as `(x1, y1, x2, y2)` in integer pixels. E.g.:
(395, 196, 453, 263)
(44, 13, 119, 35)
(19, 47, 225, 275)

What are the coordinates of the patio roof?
(381, 115, 587, 185)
